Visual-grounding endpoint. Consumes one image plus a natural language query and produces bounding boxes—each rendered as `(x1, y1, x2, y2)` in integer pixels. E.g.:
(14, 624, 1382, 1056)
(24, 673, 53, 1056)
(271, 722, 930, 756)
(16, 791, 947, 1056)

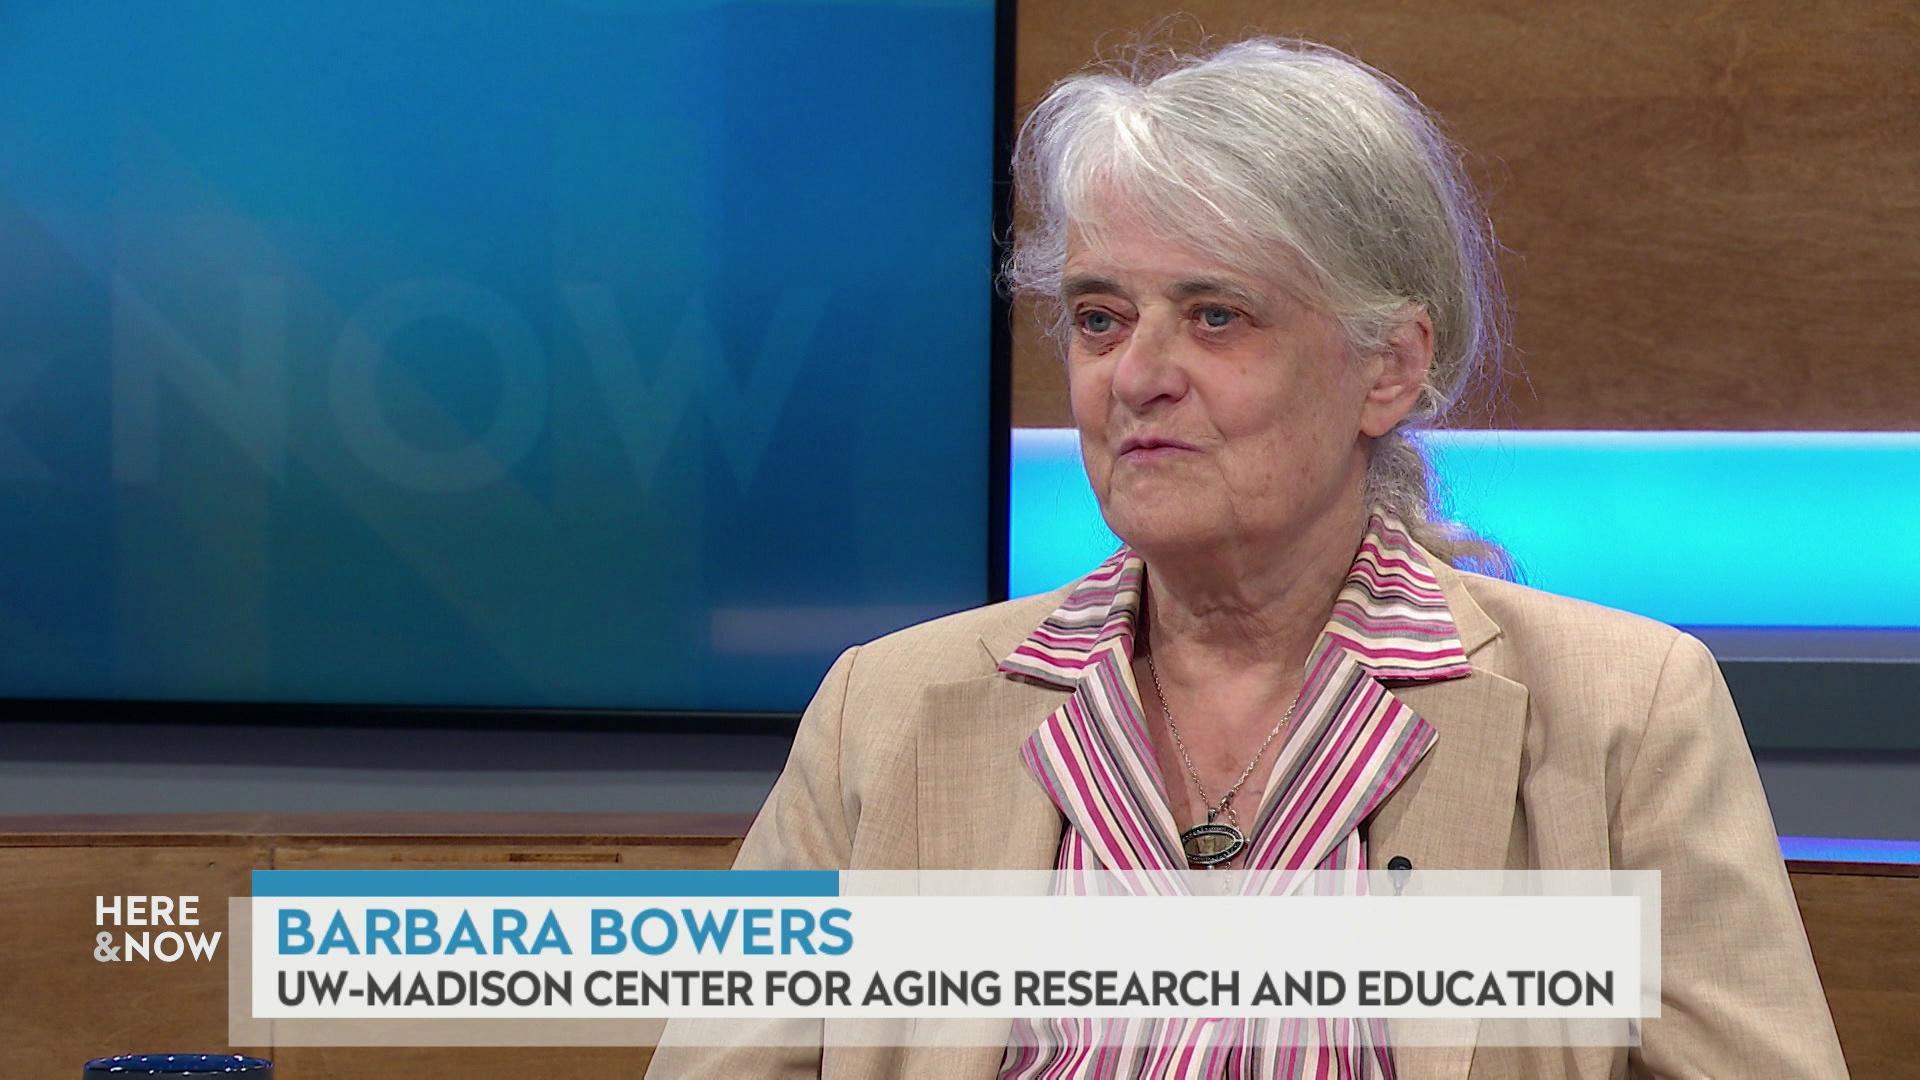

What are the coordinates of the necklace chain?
(1146, 651, 1297, 829)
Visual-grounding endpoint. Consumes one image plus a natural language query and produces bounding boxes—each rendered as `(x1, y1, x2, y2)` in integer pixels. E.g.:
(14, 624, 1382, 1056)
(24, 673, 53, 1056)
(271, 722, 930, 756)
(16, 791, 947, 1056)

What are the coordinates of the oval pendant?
(1180, 822, 1247, 866)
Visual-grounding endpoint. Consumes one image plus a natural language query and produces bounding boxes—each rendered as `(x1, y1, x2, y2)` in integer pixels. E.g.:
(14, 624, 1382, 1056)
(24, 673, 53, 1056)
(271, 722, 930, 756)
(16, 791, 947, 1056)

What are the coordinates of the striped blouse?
(994, 511, 1474, 1080)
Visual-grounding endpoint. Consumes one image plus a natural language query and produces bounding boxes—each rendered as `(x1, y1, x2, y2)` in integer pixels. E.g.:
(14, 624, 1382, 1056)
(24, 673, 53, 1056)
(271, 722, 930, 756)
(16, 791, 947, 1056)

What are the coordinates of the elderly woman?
(648, 36, 1845, 1079)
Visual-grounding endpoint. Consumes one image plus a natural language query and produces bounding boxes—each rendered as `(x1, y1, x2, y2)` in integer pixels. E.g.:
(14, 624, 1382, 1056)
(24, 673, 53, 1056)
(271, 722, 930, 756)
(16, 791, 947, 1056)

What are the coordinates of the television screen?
(0, 1, 1001, 714)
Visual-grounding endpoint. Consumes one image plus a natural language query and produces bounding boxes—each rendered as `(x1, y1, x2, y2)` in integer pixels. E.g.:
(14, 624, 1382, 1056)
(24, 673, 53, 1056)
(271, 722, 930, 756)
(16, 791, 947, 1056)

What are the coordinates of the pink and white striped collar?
(997, 510, 1473, 687)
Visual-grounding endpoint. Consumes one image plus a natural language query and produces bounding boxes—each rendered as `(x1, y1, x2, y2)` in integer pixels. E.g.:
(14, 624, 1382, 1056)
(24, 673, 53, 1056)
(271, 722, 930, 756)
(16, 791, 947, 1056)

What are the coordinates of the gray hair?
(1004, 35, 1514, 578)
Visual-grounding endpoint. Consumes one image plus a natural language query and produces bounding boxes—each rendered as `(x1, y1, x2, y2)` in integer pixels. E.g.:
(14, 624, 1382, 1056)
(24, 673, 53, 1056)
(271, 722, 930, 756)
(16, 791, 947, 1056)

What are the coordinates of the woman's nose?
(1109, 311, 1187, 410)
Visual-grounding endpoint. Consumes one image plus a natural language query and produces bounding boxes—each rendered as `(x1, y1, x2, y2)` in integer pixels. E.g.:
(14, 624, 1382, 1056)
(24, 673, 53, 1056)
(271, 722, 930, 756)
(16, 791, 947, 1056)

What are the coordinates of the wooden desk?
(1781, 859, 1920, 1078)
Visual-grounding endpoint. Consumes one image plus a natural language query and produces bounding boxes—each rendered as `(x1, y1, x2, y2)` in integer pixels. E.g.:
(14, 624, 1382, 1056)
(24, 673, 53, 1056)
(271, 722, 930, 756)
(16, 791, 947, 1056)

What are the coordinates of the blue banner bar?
(250, 869, 840, 897)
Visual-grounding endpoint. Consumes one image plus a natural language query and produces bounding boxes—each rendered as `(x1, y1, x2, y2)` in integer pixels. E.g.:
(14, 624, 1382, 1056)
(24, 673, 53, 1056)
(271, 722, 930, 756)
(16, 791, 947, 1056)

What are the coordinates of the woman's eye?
(1197, 306, 1237, 330)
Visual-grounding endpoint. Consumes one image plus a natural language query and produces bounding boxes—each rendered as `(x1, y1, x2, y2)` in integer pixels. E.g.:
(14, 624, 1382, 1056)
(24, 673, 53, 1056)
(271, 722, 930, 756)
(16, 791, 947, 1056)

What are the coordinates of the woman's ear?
(1359, 304, 1434, 438)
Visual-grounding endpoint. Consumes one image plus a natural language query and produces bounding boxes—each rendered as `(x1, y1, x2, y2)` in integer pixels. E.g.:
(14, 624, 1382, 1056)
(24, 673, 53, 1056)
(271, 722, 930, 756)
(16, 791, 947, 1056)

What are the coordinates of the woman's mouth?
(1118, 437, 1198, 462)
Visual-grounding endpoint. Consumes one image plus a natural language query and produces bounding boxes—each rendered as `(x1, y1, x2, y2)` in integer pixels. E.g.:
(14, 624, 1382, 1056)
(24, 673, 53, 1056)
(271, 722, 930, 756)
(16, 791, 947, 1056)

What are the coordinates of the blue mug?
(83, 1055, 272, 1078)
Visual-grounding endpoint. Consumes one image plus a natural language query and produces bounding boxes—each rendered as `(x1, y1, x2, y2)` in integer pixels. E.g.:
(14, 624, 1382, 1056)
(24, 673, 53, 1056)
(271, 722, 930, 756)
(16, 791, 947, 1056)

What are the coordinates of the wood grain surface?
(1791, 868, 1920, 1079)
(1008, 1, 1920, 431)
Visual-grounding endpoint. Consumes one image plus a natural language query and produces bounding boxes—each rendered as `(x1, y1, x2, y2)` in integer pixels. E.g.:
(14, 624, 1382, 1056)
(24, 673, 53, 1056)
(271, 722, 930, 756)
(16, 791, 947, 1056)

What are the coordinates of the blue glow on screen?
(1011, 429, 1920, 629)
(0, 2, 996, 711)
(1779, 836, 1920, 866)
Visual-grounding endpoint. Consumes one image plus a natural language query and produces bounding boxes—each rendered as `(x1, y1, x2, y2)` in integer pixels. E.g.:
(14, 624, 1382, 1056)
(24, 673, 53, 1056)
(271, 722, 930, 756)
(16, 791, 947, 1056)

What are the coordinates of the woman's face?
(1062, 210, 1387, 560)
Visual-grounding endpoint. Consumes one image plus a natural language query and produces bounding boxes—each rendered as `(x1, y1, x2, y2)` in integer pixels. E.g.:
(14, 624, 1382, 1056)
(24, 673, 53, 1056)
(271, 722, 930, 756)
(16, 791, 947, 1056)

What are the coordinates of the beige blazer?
(646, 552, 1848, 1079)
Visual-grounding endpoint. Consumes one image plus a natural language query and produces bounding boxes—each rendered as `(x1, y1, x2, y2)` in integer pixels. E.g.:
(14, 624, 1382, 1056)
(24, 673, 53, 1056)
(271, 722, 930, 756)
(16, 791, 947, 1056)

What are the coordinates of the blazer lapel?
(1366, 554, 1527, 873)
(1366, 667, 1528, 874)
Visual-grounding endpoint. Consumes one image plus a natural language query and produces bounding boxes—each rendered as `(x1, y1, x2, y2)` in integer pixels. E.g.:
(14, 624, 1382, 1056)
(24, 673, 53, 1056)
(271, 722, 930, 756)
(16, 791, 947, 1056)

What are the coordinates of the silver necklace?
(1146, 651, 1297, 867)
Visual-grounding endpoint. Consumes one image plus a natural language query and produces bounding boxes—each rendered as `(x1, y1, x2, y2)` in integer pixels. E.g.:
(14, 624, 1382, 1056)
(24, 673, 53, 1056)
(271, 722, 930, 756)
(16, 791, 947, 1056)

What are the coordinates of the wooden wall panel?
(275, 1046, 659, 1079)
(1791, 868, 1920, 1079)
(269, 839, 742, 872)
(1008, 1, 1920, 430)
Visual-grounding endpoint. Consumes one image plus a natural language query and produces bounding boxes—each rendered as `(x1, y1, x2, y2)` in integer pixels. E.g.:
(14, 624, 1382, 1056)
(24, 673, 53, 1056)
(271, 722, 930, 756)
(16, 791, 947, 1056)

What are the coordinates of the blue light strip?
(1010, 429, 1920, 628)
(250, 869, 839, 897)
(1779, 836, 1920, 865)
